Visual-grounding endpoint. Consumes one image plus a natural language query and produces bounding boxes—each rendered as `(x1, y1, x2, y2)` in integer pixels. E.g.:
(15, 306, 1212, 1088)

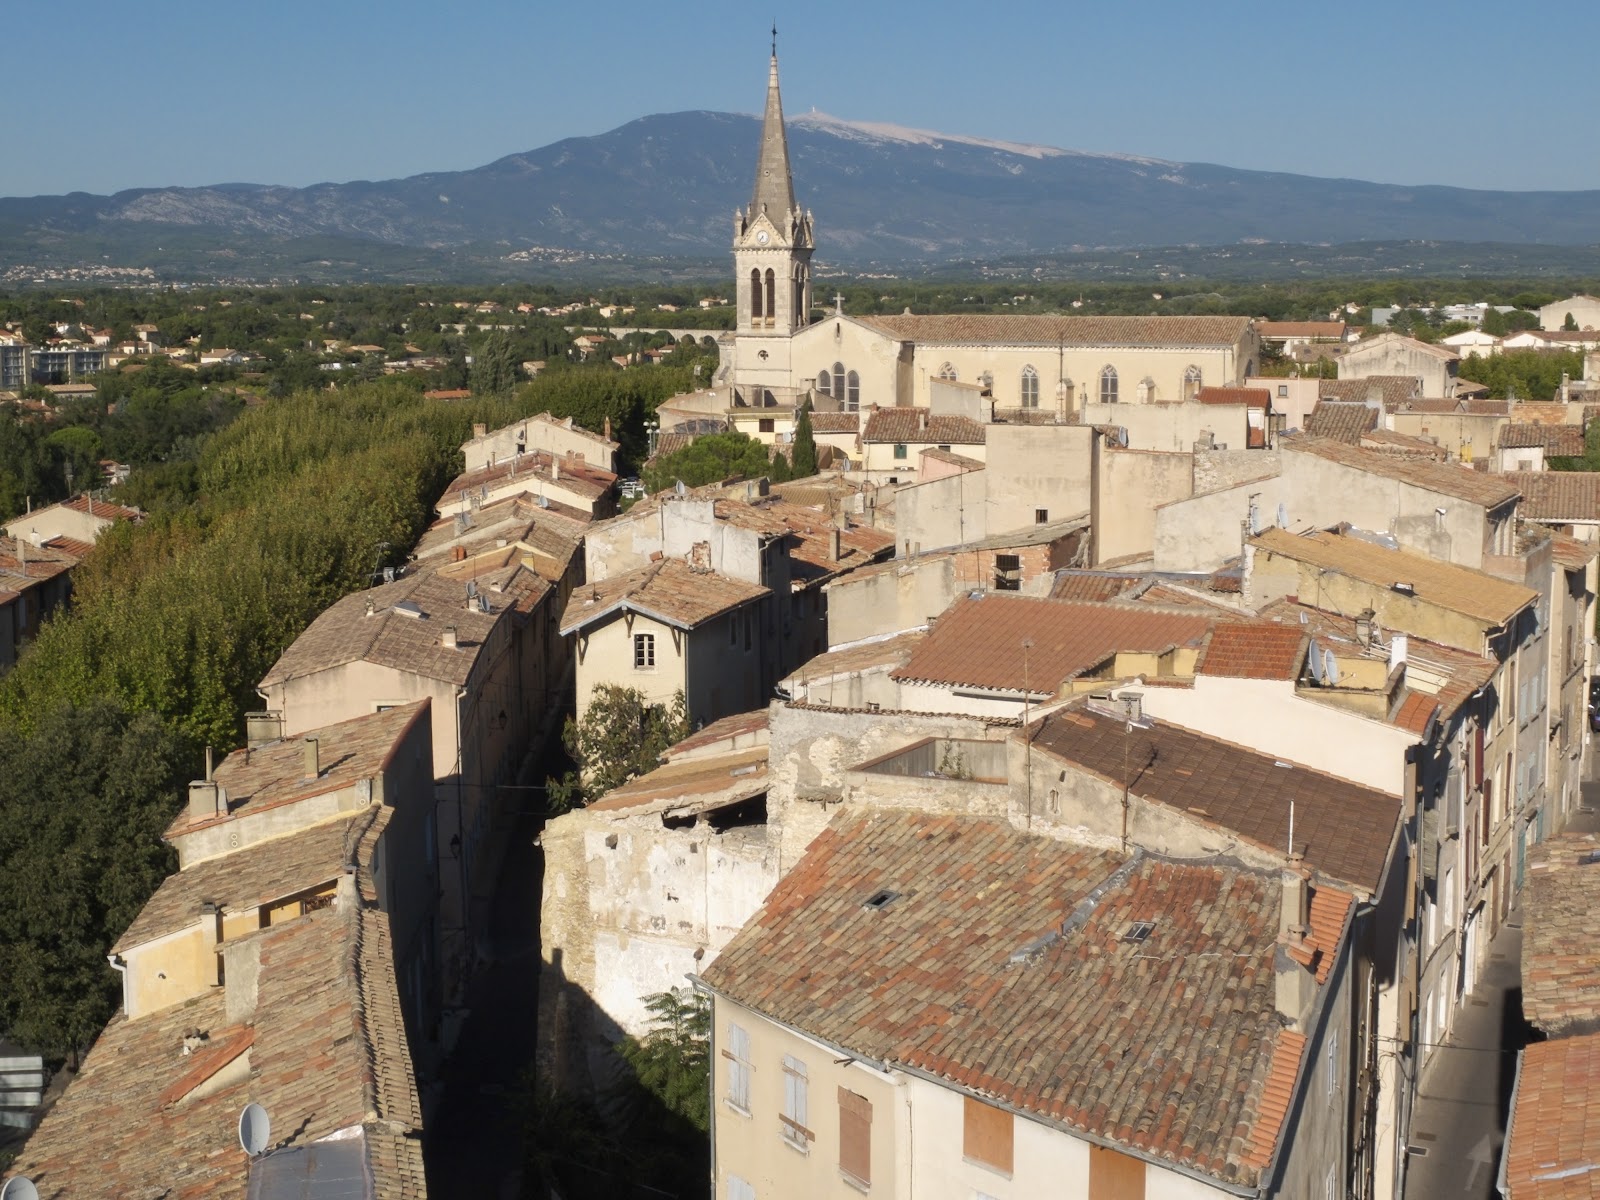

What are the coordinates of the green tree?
(1565, 312, 1580, 332)
(548, 685, 690, 809)
(615, 988, 710, 1133)
(790, 405, 817, 478)
(471, 331, 520, 395)
(0, 702, 191, 1061)
(641, 431, 772, 494)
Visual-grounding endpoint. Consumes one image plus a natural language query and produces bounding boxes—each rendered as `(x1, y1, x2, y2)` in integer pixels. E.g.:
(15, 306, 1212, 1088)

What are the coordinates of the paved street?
(1402, 747, 1600, 1199)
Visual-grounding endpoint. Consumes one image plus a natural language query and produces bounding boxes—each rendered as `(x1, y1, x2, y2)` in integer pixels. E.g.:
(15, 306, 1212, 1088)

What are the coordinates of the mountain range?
(4, 111, 1599, 283)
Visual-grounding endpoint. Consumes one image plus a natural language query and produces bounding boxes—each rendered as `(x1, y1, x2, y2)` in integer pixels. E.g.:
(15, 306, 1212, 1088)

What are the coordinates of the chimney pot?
(304, 737, 320, 780)
(443, 626, 458, 650)
(204, 745, 214, 782)
(472, 422, 487, 438)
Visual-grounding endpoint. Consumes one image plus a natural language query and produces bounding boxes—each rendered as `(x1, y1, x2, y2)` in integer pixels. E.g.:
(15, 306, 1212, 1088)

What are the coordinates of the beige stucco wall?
(1081, 400, 1250, 454)
(463, 417, 617, 474)
(861, 432, 988, 483)
(1340, 337, 1457, 397)
(3, 504, 113, 546)
(896, 469, 987, 556)
(983, 424, 1093, 538)
(1134, 677, 1414, 794)
(784, 314, 912, 411)
(823, 557, 955, 647)
(902, 1074, 1222, 1200)
(1384, 412, 1505, 465)
(712, 998, 903, 1200)
(1094, 448, 1194, 564)
(1540, 295, 1600, 332)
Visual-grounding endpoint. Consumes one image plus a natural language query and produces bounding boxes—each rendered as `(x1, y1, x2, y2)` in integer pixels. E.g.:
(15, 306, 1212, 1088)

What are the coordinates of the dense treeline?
(0, 356, 703, 1061)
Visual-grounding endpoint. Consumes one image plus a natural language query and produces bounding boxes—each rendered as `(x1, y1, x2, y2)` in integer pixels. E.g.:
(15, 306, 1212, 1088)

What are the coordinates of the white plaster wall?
(1081, 401, 1249, 454)
(897, 470, 988, 556)
(823, 558, 955, 647)
(1137, 676, 1412, 794)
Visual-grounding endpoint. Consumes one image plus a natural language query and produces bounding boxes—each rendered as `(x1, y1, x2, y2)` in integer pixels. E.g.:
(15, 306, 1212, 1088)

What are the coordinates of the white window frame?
(633, 632, 656, 670)
(1020, 364, 1039, 408)
(1100, 365, 1118, 405)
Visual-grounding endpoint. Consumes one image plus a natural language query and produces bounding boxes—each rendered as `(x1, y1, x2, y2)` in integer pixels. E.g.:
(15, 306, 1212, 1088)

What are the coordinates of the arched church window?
(750, 268, 764, 322)
(938, 363, 957, 381)
(764, 270, 776, 327)
(1100, 365, 1119, 405)
(846, 371, 860, 412)
(833, 362, 846, 399)
(1021, 365, 1040, 408)
(1183, 365, 1202, 399)
(817, 370, 832, 398)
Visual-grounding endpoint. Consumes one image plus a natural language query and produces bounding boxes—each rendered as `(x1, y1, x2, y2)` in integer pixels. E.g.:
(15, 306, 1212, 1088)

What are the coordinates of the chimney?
(552, 458, 560, 482)
(604, 416, 613, 441)
(828, 527, 841, 562)
(204, 745, 214, 782)
(1279, 860, 1309, 943)
(473, 422, 487, 438)
(187, 779, 223, 821)
(1274, 859, 1316, 1030)
(246, 711, 282, 748)
(442, 626, 458, 650)
(303, 736, 320, 780)
(452, 545, 467, 562)
(1388, 634, 1408, 670)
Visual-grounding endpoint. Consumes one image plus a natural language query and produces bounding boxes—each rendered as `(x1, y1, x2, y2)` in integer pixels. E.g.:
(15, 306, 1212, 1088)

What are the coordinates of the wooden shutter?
(838, 1087, 871, 1186)
(963, 1096, 1013, 1174)
(1088, 1144, 1146, 1200)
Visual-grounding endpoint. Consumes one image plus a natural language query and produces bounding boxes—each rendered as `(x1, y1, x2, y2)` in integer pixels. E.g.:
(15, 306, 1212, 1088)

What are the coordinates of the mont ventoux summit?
(4, 69, 1600, 276)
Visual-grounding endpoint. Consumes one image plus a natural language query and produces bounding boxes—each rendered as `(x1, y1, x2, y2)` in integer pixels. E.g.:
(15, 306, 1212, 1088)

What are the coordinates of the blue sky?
(9, 0, 1598, 197)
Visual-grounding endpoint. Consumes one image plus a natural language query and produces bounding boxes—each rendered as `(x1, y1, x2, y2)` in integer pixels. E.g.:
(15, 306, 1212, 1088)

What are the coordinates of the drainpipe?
(107, 953, 128, 1016)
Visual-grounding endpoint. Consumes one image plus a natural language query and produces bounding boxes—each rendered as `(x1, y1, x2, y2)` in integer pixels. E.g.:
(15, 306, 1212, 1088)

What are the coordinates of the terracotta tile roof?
(1505, 1031, 1600, 1199)
(1241, 1031, 1307, 1172)
(1281, 436, 1521, 507)
(1029, 704, 1401, 892)
(1548, 532, 1598, 571)
(260, 559, 548, 690)
(1126, 581, 1254, 617)
(57, 493, 143, 523)
(0, 536, 78, 592)
(1357, 429, 1448, 460)
(712, 498, 894, 579)
(587, 744, 768, 815)
(1256, 598, 1495, 723)
(440, 448, 617, 505)
(415, 491, 590, 559)
(1050, 571, 1145, 603)
(786, 628, 927, 686)
(166, 702, 429, 841)
(12, 898, 424, 1199)
(560, 557, 768, 635)
(1385, 395, 1510, 417)
(1393, 691, 1440, 736)
(919, 446, 986, 470)
(40, 533, 96, 559)
(1344, 332, 1459, 361)
(1321, 376, 1422, 408)
(1523, 833, 1600, 1037)
(1257, 321, 1347, 339)
(702, 810, 1353, 1188)
(861, 409, 987, 446)
(810, 411, 860, 433)
(116, 813, 367, 953)
(1500, 423, 1587, 456)
(1197, 622, 1307, 680)
(1195, 385, 1272, 408)
(1500, 472, 1600, 522)
(891, 594, 1213, 693)
(1250, 527, 1537, 626)
(1305, 400, 1381, 443)
(855, 313, 1254, 348)
(665, 708, 770, 760)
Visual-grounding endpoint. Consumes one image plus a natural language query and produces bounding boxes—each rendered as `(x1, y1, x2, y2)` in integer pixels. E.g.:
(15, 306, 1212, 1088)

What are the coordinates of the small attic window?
(863, 889, 902, 912)
(1122, 921, 1156, 944)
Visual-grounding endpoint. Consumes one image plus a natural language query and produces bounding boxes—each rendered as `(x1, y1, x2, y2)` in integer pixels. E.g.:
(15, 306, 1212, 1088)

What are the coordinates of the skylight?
(1122, 921, 1156, 944)
(862, 888, 901, 911)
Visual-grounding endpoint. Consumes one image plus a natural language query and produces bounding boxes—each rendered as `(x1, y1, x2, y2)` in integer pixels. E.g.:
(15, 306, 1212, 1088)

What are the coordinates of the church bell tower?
(734, 37, 814, 337)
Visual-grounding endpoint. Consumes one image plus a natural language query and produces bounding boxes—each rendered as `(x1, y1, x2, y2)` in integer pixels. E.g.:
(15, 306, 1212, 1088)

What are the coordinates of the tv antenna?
(1, 1178, 40, 1200)
(238, 1101, 271, 1157)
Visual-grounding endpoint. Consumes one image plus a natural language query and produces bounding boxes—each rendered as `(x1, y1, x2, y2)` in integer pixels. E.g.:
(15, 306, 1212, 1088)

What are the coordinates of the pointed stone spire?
(749, 48, 797, 222)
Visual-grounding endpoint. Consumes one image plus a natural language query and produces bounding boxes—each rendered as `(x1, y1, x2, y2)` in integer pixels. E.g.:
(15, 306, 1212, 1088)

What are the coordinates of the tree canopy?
(641, 431, 772, 495)
(548, 685, 691, 810)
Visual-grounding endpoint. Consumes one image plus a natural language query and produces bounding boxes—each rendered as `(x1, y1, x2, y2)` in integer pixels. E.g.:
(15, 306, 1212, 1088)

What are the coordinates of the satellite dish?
(1, 1178, 40, 1200)
(239, 1102, 271, 1157)
(1322, 649, 1340, 686)
(1308, 639, 1325, 683)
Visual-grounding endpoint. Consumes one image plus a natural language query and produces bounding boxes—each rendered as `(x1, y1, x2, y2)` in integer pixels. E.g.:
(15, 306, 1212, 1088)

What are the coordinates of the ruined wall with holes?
(537, 805, 776, 1095)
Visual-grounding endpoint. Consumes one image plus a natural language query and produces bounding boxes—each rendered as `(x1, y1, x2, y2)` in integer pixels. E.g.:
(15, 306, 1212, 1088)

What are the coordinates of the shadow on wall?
(520, 948, 709, 1200)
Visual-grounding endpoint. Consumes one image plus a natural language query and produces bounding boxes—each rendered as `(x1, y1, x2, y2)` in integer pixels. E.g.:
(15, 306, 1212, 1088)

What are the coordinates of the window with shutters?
(781, 1055, 811, 1151)
(838, 1087, 872, 1189)
(962, 1096, 1013, 1175)
(724, 1022, 752, 1113)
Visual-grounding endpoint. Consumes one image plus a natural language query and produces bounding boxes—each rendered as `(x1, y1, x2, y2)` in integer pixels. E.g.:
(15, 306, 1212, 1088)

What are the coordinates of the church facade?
(715, 51, 1262, 434)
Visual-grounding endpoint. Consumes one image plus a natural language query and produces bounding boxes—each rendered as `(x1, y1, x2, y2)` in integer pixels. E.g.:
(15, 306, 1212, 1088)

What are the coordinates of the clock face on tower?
(755, 230, 770, 245)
